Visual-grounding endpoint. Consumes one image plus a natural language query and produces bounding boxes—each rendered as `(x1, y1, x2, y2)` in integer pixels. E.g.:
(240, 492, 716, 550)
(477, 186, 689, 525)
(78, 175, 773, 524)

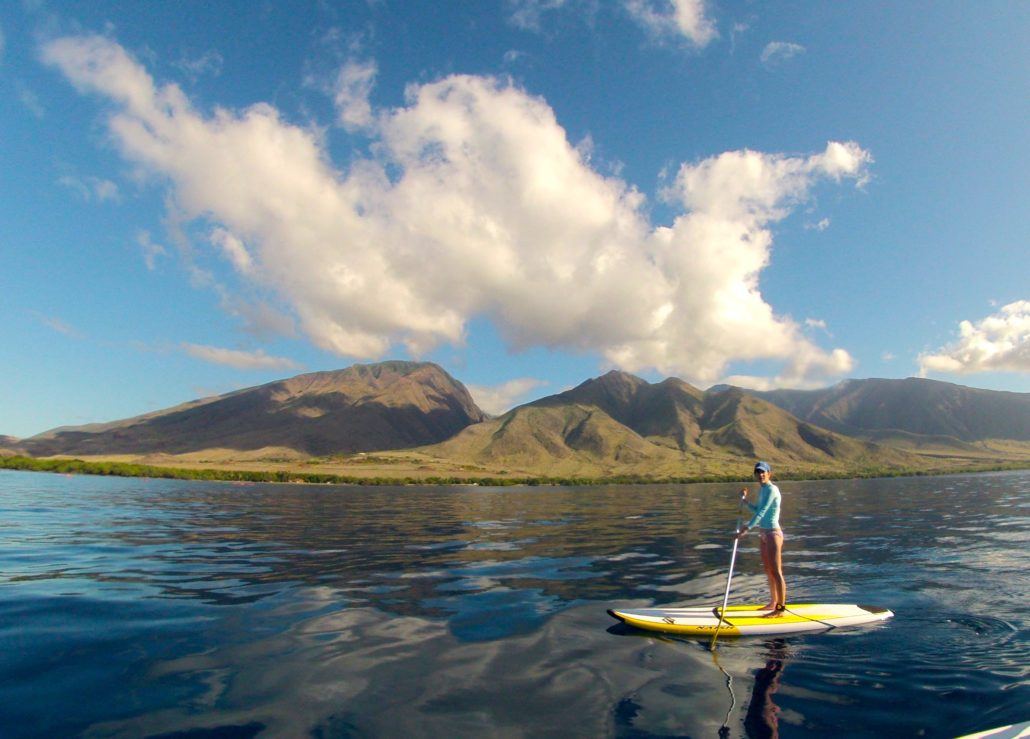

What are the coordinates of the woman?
(735, 461, 786, 616)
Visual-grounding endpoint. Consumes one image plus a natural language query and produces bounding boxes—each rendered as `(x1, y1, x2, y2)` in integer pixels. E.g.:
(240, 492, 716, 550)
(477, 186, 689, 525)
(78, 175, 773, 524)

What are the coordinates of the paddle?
(710, 488, 747, 650)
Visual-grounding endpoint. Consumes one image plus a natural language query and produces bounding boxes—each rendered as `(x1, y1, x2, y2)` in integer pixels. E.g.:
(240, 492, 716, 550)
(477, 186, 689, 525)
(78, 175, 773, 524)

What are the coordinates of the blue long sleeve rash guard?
(744, 483, 781, 530)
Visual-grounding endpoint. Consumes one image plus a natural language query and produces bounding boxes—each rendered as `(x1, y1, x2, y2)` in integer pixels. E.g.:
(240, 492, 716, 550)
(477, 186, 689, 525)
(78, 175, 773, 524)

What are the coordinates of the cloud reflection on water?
(0, 470, 1027, 737)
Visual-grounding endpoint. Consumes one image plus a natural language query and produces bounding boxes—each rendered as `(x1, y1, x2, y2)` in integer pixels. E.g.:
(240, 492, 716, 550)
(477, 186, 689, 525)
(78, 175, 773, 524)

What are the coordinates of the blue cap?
(754, 461, 771, 473)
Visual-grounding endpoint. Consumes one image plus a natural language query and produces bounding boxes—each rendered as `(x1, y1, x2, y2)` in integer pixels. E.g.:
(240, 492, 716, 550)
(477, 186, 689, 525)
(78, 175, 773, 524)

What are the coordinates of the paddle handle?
(711, 492, 747, 648)
(711, 538, 739, 643)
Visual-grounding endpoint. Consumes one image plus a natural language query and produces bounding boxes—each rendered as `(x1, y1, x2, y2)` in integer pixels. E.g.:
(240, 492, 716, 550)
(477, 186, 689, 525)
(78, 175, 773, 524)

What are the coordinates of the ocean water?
(0, 469, 1026, 738)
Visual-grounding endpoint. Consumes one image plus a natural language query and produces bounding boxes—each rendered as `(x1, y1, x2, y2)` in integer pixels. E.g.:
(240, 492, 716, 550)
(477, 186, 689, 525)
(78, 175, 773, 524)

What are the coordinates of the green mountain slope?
(754, 378, 1030, 442)
(698, 389, 901, 465)
(424, 373, 918, 476)
(429, 401, 682, 475)
(8, 364, 1027, 479)
(536, 371, 706, 449)
(24, 361, 486, 457)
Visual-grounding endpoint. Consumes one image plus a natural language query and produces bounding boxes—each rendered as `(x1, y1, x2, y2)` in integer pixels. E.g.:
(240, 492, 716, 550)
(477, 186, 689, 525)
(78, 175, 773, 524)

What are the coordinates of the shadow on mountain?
(22, 361, 486, 457)
(10, 362, 1030, 474)
(25, 401, 476, 457)
(755, 377, 1030, 442)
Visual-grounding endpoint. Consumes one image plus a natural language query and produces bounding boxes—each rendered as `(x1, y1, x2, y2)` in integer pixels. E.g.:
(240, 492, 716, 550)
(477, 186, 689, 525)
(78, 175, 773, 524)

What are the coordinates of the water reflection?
(609, 624, 796, 738)
(4, 479, 785, 627)
(0, 470, 1027, 737)
(742, 641, 790, 739)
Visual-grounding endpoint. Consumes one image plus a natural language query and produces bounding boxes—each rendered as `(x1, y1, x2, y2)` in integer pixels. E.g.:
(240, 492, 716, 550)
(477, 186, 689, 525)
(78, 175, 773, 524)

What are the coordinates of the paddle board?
(607, 603, 892, 636)
(956, 720, 1030, 739)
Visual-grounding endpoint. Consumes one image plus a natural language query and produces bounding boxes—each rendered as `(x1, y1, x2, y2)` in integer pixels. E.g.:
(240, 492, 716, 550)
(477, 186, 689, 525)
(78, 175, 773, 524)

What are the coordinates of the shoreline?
(3, 455, 1028, 487)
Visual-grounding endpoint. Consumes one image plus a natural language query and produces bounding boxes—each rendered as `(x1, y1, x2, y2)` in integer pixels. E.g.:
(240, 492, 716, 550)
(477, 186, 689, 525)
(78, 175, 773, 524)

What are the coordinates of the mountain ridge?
(424, 372, 919, 476)
(751, 377, 1030, 442)
(5, 362, 1029, 478)
(21, 361, 486, 457)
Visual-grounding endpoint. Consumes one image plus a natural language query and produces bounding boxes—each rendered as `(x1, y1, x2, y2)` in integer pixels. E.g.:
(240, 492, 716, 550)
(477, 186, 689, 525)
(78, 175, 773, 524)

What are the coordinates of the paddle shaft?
(710, 492, 747, 648)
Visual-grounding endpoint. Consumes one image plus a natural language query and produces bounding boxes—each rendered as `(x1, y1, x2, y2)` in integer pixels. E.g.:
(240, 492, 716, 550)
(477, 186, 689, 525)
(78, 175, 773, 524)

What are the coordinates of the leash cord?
(782, 605, 837, 630)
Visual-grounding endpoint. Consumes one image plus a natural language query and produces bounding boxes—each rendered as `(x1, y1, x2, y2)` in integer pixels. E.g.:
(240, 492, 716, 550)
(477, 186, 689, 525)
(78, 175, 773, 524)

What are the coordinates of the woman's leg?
(769, 532, 786, 609)
(759, 534, 777, 609)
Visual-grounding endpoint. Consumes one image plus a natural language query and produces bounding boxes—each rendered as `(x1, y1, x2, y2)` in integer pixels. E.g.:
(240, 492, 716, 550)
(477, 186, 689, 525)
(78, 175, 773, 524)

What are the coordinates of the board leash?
(781, 605, 838, 631)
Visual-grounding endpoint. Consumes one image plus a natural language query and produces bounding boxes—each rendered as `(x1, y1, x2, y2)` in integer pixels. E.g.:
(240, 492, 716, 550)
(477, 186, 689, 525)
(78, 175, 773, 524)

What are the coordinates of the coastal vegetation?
(2, 454, 1026, 488)
(3, 361, 1028, 486)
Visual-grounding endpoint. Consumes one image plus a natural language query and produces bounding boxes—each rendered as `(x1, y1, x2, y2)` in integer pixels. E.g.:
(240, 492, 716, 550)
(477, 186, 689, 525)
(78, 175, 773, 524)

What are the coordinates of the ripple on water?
(607, 551, 660, 561)
(0, 470, 1028, 738)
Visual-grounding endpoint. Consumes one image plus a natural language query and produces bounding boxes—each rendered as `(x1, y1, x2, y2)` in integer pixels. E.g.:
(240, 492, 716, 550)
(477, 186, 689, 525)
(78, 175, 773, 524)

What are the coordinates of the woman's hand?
(740, 487, 749, 501)
(734, 525, 748, 540)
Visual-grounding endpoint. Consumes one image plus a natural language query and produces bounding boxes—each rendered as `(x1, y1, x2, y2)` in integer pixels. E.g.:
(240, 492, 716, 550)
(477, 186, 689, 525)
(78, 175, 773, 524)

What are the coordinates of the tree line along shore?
(3, 454, 1027, 488)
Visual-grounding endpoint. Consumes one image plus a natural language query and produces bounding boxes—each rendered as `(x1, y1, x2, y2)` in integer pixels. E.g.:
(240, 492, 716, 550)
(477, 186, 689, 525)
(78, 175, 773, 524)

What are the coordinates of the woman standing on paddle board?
(735, 461, 786, 616)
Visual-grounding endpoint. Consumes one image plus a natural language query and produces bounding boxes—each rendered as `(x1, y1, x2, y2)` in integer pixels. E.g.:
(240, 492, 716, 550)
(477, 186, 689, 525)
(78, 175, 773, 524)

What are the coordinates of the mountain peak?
(595, 369, 648, 386)
(26, 360, 486, 457)
(706, 384, 733, 394)
(754, 377, 1030, 441)
(563, 370, 648, 406)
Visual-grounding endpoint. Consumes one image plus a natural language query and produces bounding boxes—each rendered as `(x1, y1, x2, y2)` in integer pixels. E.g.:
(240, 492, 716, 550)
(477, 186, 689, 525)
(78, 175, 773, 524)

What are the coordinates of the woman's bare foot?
(762, 604, 786, 618)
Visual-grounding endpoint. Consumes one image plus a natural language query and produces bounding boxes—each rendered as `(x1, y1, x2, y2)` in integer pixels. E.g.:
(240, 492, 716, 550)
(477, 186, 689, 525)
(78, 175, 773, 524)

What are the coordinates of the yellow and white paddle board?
(607, 603, 893, 636)
(956, 720, 1030, 739)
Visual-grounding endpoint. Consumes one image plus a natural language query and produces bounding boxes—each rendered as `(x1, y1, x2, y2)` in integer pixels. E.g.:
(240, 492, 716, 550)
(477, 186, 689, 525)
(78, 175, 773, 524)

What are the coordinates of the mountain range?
(751, 379, 1030, 442)
(4, 361, 1028, 478)
(426, 371, 915, 476)
(13, 361, 484, 458)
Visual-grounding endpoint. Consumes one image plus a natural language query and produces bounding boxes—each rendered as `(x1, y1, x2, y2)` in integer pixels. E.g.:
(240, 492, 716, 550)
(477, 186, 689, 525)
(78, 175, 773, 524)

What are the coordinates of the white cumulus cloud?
(624, 0, 718, 47)
(224, 298, 297, 341)
(136, 230, 167, 271)
(467, 378, 549, 415)
(58, 174, 120, 202)
(761, 41, 805, 66)
(182, 343, 301, 371)
(31, 311, 83, 339)
(210, 227, 255, 276)
(18, 82, 45, 118)
(508, 0, 716, 47)
(918, 301, 1030, 376)
(334, 58, 377, 131)
(173, 50, 223, 82)
(507, 0, 570, 31)
(42, 34, 871, 389)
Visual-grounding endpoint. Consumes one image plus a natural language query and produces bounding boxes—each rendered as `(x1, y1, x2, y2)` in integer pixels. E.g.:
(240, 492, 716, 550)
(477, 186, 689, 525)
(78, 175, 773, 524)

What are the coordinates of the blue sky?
(1, 1, 1028, 438)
